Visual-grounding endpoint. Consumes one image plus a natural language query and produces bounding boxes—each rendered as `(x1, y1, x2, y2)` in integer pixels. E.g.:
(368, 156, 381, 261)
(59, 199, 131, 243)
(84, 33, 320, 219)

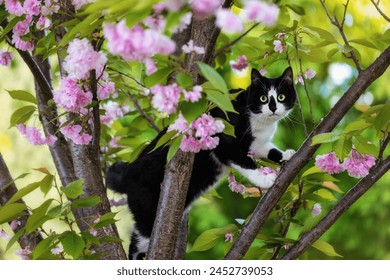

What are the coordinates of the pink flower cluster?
(216, 9, 244, 34)
(311, 203, 322, 217)
(315, 150, 376, 179)
(244, 0, 280, 26)
(103, 20, 176, 75)
(169, 113, 225, 153)
(151, 84, 202, 115)
(16, 124, 57, 146)
(230, 55, 249, 72)
(71, 0, 93, 10)
(5, 0, 60, 51)
(63, 38, 107, 80)
(296, 69, 316, 85)
(100, 101, 130, 126)
(0, 50, 13, 66)
(54, 78, 92, 114)
(228, 173, 246, 194)
(60, 123, 92, 145)
(190, 0, 223, 19)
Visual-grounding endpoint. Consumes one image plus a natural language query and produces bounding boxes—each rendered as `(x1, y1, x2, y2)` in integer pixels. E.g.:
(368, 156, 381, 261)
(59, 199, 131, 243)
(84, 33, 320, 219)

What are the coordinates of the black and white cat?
(106, 67, 297, 259)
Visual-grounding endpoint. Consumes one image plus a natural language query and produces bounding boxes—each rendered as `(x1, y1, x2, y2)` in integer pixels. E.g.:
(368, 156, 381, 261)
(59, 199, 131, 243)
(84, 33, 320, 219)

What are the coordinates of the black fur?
(106, 67, 297, 259)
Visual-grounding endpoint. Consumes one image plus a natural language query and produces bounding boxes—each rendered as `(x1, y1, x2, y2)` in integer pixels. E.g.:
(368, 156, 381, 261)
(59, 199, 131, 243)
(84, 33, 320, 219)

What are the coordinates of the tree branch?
(370, 0, 390, 22)
(0, 154, 43, 250)
(224, 45, 390, 259)
(280, 156, 390, 260)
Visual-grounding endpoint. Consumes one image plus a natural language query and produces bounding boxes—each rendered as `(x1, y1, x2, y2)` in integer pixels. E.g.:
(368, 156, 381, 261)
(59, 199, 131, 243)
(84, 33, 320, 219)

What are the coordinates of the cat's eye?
(260, 95, 268, 103)
(277, 94, 286, 102)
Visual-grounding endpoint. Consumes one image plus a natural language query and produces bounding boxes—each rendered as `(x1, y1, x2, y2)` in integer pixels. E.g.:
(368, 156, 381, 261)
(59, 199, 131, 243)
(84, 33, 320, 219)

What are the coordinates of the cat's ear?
(281, 67, 293, 83)
(251, 68, 263, 82)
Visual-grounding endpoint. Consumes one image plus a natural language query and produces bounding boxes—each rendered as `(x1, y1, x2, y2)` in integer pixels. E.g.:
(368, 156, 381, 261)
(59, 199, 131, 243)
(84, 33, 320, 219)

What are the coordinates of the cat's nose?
(269, 96, 277, 112)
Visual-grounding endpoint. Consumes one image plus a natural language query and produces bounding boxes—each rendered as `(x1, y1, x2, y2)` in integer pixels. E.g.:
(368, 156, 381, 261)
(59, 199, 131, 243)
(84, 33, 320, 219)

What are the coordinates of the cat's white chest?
(249, 115, 278, 158)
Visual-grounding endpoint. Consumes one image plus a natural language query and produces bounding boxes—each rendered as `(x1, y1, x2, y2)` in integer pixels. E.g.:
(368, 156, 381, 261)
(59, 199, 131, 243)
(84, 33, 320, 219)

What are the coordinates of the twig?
(370, 0, 390, 22)
(280, 156, 390, 259)
(213, 23, 260, 59)
(224, 45, 390, 260)
(378, 125, 390, 161)
(320, 0, 362, 72)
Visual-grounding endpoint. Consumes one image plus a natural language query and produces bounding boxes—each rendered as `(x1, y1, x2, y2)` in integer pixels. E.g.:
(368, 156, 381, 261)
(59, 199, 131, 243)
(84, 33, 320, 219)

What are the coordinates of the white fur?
(230, 163, 276, 189)
(282, 149, 296, 161)
(132, 227, 150, 260)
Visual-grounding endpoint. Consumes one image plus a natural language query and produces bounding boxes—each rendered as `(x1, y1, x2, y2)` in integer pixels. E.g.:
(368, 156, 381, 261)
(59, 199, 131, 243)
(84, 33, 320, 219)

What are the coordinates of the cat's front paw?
(282, 149, 295, 161)
(260, 172, 277, 189)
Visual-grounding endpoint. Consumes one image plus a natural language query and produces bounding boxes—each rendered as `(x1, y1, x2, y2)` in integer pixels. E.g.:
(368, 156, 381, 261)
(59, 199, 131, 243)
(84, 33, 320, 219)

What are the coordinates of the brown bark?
(0, 154, 43, 249)
(224, 45, 390, 259)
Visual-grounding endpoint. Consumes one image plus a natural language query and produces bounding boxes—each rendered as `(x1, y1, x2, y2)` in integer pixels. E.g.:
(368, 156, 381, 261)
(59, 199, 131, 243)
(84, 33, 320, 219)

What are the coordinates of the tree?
(0, 0, 389, 260)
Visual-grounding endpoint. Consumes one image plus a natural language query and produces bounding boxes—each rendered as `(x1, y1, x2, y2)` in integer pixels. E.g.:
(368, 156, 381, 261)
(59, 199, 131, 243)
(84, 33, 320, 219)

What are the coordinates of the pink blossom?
(182, 40, 205, 55)
(258, 166, 277, 176)
(109, 136, 122, 148)
(16, 124, 57, 146)
(190, 0, 223, 19)
(191, 114, 225, 138)
(225, 232, 234, 243)
(0, 230, 11, 240)
(183, 85, 202, 102)
(143, 15, 166, 32)
(36, 16, 52, 30)
(260, 65, 267, 76)
(247, 150, 255, 159)
(23, 0, 41, 16)
(13, 15, 33, 36)
(144, 58, 157, 75)
(244, 0, 279, 26)
(15, 247, 32, 260)
(311, 203, 322, 217)
(168, 113, 189, 134)
(12, 34, 34, 51)
(199, 135, 219, 150)
(100, 101, 130, 126)
(151, 84, 182, 115)
(295, 74, 304, 85)
(216, 8, 244, 34)
(172, 12, 192, 33)
(228, 173, 246, 194)
(89, 228, 98, 237)
(153, 0, 185, 13)
(0, 50, 13, 66)
(343, 150, 376, 178)
(103, 21, 176, 62)
(4, 0, 25, 16)
(41, 0, 60, 15)
(54, 78, 93, 113)
(97, 80, 115, 100)
(305, 69, 316, 79)
(10, 219, 21, 231)
(230, 55, 249, 72)
(273, 40, 285, 53)
(71, 0, 93, 10)
(180, 135, 201, 153)
(60, 123, 92, 145)
(315, 152, 344, 174)
(51, 246, 63, 255)
(63, 38, 107, 80)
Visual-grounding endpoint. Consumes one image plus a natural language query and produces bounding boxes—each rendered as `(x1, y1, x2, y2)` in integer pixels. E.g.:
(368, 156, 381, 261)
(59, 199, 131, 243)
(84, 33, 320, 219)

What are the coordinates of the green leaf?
(71, 196, 101, 209)
(93, 212, 118, 229)
(333, 136, 352, 159)
(301, 166, 323, 178)
(180, 98, 208, 124)
(344, 119, 372, 135)
(9, 105, 36, 127)
(286, 4, 305, 15)
(374, 104, 390, 132)
(144, 68, 173, 88)
(7, 182, 40, 204)
(311, 132, 340, 146)
(61, 231, 85, 259)
(61, 179, 84, 199)
(349, 38, 379, 50)
(6, 90, 37, 104)
(176, 72, 193, 89)
(327, 48, 339, 59)
(5, 228, 25, 252)
(26, 199, 54, 233)
(40, 174, 54, 196)
(219, 118, 235, 137)
(0, 16, 20, 42)
(312, 240, 342, 257)
(151, 130, 178, 152)
(167, 135, 183, 162)
(190, 228, 222, 252)
(204, 87, 236, 113)
(0, 203, 27, 224)
(33, 235, 59, 260)
(197, 62, 228, 94)
(304, 26, 337, 42)
(352, 136, 379, 157)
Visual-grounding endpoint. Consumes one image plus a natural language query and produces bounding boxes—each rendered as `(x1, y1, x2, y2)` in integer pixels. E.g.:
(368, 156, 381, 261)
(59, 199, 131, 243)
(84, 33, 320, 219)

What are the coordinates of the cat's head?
(247, 67, 296, 121)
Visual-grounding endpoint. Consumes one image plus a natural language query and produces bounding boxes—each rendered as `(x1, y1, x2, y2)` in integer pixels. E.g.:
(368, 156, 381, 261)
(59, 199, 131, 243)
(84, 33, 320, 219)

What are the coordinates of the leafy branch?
(370, 0, 390, 22)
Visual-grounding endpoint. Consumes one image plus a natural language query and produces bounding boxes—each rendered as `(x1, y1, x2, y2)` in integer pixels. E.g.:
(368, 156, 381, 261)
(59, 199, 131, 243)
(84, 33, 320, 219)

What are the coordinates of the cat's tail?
(105, 162, 129, 194)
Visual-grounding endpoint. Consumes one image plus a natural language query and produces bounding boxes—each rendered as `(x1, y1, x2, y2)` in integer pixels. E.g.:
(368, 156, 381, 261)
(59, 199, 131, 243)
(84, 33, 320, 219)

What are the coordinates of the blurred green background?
(1, 0, 389, 259)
